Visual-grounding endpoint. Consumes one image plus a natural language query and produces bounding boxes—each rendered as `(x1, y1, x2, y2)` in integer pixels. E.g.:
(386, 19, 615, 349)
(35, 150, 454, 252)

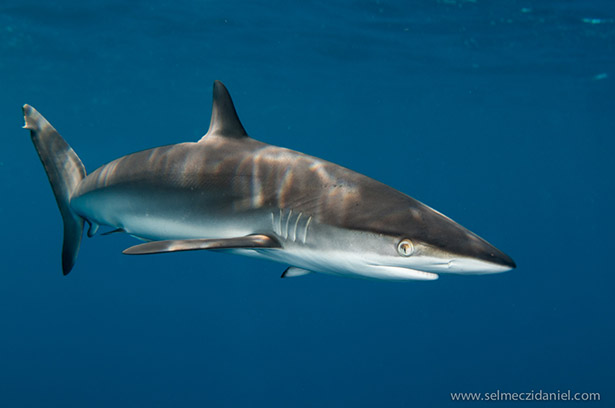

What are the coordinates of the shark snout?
(482, 246, 516, 270)
(445, 240, 516, 274)
(411, 211, 516, 275)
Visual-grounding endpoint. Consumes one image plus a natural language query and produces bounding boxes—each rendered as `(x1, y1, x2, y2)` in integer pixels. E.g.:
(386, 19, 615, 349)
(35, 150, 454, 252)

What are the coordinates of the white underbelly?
(71, 190, 269, 241)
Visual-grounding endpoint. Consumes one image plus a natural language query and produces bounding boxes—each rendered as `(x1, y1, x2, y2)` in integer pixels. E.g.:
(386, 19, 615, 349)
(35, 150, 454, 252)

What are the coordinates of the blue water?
(1, 1, 614, 406)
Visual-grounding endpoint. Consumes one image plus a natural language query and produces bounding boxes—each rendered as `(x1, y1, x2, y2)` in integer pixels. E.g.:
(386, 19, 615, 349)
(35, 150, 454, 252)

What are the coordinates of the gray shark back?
(72, 132, 478, 255)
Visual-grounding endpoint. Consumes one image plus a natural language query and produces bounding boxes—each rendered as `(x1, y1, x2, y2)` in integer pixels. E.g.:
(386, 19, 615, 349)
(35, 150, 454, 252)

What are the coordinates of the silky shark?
(24, 81, 515, 280)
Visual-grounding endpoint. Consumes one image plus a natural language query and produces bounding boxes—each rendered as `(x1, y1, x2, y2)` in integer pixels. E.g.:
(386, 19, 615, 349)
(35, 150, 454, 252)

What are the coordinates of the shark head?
(394, 200, 516, 274)
(317, 204, 515, 281)
(309, 176, 516, 281)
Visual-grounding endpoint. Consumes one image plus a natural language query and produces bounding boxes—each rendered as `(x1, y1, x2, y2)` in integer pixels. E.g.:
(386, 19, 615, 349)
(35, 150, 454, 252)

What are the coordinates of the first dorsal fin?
(200, 80, 248, 141)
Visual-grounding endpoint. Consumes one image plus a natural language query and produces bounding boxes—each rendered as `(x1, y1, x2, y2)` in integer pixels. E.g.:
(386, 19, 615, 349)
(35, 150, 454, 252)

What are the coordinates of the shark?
(24, 80, 515, 280)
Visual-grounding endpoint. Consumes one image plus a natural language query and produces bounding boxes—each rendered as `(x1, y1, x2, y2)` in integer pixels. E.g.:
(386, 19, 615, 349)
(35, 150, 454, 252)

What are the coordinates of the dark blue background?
(1, 1, 613, 406)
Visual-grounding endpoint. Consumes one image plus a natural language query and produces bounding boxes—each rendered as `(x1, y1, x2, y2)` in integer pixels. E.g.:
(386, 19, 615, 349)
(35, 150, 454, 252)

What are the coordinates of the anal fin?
(123, 234, 281, 255)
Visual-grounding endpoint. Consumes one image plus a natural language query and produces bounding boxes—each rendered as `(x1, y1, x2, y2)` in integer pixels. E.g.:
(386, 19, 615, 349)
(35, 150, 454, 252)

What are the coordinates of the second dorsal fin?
(200, 80, 248, 141)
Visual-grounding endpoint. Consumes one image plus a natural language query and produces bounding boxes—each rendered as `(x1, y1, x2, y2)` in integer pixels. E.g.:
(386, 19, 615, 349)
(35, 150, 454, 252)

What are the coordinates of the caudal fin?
(24, 105, 86, 275)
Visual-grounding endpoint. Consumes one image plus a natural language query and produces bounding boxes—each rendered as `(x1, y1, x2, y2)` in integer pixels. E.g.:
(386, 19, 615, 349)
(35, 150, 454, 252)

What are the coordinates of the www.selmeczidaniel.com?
(450, 390, 601, 402)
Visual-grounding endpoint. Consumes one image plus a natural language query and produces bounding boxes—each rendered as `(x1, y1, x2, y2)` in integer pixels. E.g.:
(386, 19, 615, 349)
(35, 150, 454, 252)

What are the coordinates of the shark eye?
(397, 239, 414, 257)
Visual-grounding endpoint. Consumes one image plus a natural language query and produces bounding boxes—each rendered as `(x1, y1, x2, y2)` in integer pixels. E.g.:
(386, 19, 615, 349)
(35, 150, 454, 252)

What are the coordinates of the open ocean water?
(1, 1, 613, 407)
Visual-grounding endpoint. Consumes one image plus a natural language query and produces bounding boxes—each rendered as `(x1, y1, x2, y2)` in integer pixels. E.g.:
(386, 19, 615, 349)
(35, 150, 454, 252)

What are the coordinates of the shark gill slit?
(271, 208, 309, 244)
(292, 212, 302, 242)
(270, 212, 276, 234)
(303, 216, 312, 244)
(284, 209, 293, 239)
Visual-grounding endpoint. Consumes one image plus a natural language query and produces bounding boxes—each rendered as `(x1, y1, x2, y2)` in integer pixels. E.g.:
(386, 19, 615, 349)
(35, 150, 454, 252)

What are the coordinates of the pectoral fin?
(281, 267, 312, 278)
(123, 234, 281, 255)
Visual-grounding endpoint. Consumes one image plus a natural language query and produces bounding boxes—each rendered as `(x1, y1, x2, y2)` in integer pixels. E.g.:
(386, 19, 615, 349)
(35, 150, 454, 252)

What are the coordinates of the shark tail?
(23, 105, 86, 275)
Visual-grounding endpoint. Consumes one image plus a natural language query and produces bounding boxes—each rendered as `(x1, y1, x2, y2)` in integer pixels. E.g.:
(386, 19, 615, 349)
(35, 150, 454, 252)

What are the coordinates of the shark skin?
(25, 81, 515, 280)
